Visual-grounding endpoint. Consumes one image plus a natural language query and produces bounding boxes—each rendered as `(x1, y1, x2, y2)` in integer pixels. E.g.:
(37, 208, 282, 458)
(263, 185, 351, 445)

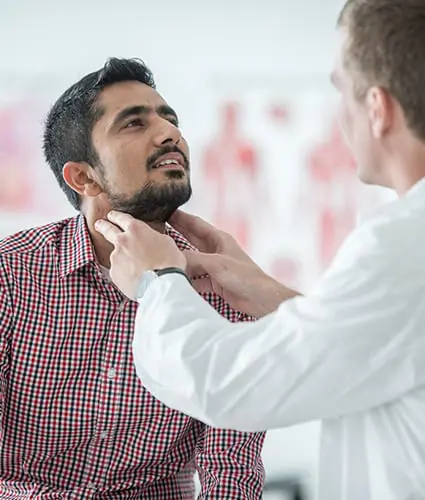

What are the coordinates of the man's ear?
(366, 86, 394, 139)
(62, 161, 104, 197)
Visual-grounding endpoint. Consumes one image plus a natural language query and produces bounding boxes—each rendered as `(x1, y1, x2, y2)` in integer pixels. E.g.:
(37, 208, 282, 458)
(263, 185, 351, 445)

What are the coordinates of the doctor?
(95, 0, 425, 498)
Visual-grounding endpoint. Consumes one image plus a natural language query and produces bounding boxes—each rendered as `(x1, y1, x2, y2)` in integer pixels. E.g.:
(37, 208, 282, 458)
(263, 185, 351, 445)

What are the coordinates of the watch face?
(136, 270, 158, 299)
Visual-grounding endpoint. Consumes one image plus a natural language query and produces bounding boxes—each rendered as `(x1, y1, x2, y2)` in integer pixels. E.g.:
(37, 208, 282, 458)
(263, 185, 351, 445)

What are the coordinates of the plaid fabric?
(0, 215, 265, 499)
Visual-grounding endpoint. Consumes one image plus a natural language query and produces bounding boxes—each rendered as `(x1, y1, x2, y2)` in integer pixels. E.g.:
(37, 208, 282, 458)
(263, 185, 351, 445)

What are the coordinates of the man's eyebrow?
(110, 104, 179, 128)
(111, 105, 151, 128)
(157, 105, 179, 122)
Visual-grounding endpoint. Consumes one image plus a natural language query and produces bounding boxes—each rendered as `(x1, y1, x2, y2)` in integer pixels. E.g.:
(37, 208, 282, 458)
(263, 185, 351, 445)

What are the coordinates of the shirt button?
(107, 368, 116, 380)
(100, 431, 108, 439)
(87, 482, 96, 490)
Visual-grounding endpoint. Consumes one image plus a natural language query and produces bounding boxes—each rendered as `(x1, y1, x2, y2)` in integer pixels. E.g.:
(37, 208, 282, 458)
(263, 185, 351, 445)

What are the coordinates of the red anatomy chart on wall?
(199, 99, 303, 284)
(198, 92, 384, 287)
(306, 121, 359, 267)
(201, 102, 259, 250)
(0, 98, 73, 225)
(0, 104, 35, 212)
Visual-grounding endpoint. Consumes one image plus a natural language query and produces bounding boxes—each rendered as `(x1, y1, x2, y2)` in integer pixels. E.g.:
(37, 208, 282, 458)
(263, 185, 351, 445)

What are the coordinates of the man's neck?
(389, 136, 425, 196)
(394, 170, 425, 197)
(83, 206, 166, 269)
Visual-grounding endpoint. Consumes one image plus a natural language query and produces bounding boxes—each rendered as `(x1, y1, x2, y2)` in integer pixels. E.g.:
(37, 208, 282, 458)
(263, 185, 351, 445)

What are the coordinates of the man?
(95, 1, 425, 499)
(0, 58, 266, 498)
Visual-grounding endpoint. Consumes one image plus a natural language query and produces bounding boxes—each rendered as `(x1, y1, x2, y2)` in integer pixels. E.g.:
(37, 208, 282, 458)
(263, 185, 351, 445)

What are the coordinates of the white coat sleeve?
(133, 216, 425, 431)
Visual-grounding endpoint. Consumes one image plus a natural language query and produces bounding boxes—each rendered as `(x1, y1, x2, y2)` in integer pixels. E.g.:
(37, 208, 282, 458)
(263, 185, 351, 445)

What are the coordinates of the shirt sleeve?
(195, 425, 265, 499)
(133, 213, 425, 431)
(0, 257, 13, 414)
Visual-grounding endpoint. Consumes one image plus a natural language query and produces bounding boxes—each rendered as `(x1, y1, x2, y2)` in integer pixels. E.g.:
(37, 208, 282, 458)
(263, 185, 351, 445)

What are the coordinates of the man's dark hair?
(43, 57, 156, 210)
(338, 0, 425, 140)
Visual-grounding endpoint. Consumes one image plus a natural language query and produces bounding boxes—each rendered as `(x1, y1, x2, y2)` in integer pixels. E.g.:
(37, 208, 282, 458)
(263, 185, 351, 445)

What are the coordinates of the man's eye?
(168, 117, 179, 127)
(125, 119, 144, 129)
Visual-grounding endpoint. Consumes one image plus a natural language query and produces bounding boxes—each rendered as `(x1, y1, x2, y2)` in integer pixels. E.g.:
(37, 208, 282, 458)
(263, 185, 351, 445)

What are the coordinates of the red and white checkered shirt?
(0, 215, 265, 499)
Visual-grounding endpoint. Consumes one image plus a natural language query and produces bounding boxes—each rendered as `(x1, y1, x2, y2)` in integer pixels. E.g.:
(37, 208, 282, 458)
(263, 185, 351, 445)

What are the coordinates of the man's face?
(331, 30, 384, 186)
(91, 81, 191, 223)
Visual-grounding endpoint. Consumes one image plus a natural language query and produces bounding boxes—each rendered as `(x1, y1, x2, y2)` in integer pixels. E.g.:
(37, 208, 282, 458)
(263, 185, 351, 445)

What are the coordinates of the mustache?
(146, 144, 190, 171)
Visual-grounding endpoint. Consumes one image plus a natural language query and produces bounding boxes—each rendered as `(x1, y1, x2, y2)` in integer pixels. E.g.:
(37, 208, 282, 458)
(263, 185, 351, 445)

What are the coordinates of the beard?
(106, 171, 192, 223)
(100, 144, 192, 223)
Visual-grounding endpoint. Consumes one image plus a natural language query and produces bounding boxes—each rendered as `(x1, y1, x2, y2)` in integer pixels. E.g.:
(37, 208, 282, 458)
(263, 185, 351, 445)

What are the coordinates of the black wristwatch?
(136, 267, 191, 299)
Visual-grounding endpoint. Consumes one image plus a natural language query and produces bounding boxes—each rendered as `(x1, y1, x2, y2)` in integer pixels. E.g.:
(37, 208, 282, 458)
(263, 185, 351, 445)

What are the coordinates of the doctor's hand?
(169, 210, 299, 317)
(95, 211, 186, 300)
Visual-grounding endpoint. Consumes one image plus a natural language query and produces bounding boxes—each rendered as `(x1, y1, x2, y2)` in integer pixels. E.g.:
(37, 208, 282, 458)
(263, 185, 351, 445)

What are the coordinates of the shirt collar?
(59, 215, 97, 279)
(58, 216, 197, 279)
(405, 175, 425, 199)
(166, 224, 197, 251)
(358, 175, 425, 226)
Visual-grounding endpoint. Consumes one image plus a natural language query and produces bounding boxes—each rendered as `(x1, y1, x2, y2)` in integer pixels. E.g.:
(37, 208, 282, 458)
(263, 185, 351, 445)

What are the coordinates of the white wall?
(1, 0, 342, 77)
(0, 1, 351, 497)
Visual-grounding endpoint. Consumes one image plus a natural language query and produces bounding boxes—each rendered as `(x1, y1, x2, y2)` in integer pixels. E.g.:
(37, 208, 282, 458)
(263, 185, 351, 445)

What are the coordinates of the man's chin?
(153, 169, 188, 181)
(107, 181, 192, 224)
(128, 198, 191, 224)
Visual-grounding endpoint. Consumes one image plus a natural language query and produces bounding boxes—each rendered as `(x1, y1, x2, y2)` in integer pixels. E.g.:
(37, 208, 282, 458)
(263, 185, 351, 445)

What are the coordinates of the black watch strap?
(154, 267, 192, 285)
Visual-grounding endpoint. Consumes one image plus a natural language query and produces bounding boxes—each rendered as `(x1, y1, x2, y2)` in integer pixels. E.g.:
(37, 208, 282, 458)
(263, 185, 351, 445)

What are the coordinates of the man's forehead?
(98, 81, 166, 115)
